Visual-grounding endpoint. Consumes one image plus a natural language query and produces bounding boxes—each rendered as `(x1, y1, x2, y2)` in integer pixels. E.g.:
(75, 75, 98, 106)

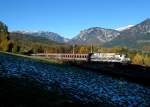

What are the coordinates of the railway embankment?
(0, 52, 150, 107)
(69, 61, 150, 86)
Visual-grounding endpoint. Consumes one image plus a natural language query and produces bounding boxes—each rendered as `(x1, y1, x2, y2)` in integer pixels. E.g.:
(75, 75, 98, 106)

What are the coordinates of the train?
(31, 52, 131, 64)
(87, 53, 131, 63)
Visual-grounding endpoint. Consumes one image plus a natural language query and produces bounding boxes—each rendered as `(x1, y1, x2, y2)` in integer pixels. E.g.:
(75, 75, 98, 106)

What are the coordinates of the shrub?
(132, 54, 144, 65)
(143, 55, 150, 66)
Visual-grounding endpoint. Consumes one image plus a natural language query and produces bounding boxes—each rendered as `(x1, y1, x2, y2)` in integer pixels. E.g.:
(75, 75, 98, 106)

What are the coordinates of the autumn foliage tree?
(0, 21, 12, 52)
(0, 21, 21, 52)
(143, 54, 150, 66)
(132, 53, 144, 65)
(79, 47, 89, 54)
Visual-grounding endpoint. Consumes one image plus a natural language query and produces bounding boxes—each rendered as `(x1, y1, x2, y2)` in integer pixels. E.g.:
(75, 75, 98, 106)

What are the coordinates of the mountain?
(11, 19, 150, 51)
(9, 32, 61, 47)
(120, 18, 150, 35)
(69, 27, 120, 45)
(16, 31, 69, 43)
(105, 19, 150, 49)
(69, 19, 150, 51)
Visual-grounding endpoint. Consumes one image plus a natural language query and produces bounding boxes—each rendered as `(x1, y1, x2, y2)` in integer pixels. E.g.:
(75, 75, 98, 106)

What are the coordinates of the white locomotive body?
(90, 53, 131, 63)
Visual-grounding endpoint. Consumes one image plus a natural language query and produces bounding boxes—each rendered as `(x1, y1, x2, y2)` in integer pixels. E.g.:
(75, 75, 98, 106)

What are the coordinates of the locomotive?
(87, 53, 131, 63)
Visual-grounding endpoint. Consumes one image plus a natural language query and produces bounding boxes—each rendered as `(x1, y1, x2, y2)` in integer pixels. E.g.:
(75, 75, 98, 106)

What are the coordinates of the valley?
(1, 1, 150, 107)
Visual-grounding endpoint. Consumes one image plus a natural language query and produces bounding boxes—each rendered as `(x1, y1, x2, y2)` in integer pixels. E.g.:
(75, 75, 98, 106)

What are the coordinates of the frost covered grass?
(0, 52, 150, 107)
(0, 63, 96, 107)
(0, 75, 80, 107)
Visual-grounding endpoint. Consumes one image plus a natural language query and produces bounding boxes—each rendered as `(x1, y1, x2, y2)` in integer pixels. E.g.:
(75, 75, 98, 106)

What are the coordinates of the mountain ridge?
(105, 19, 150, 49)
(14, 31, 69, 43)
(12, 18, 150, 50)
(69, 27, 120, 45)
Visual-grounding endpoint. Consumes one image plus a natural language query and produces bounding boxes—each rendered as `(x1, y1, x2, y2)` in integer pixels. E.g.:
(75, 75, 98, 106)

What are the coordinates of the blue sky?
(0, 0, 150, 38)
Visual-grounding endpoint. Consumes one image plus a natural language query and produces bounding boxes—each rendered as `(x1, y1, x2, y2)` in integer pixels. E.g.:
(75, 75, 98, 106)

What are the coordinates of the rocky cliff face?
(0, 52, 150, 106)
(70, 27, 120, 45)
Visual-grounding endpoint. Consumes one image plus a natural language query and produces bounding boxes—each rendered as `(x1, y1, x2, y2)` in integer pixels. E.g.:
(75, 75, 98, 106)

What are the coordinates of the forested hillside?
(9, 32, 63, 54)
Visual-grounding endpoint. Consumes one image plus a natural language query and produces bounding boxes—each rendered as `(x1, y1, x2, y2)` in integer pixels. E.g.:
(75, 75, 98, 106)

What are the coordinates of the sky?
(0, 0, 150, 38)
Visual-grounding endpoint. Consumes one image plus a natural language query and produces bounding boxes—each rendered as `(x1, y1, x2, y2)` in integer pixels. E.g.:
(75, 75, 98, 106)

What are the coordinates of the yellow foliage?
(132, 54, 144, 65)
(144, 55, 150, 66)
(79, 47, 88, 54)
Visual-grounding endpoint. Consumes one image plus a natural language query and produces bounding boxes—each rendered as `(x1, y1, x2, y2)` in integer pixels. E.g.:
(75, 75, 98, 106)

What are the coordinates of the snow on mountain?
(15, 31, 69, 43)
(116, 25, 134, 31)
(105, 19, 150, 48)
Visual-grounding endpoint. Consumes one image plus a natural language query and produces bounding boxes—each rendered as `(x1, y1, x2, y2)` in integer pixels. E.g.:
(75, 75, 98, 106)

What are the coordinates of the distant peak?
(142, 18, 150, 23)
(85, 27, 102, 31)
(144, 18, 150, 21)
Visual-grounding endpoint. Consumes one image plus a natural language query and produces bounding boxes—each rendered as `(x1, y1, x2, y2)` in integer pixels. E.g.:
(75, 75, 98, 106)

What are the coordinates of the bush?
(144, 55, 150, 66)
(12, 45, 20, 53)
(132, 54, 144, 65)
